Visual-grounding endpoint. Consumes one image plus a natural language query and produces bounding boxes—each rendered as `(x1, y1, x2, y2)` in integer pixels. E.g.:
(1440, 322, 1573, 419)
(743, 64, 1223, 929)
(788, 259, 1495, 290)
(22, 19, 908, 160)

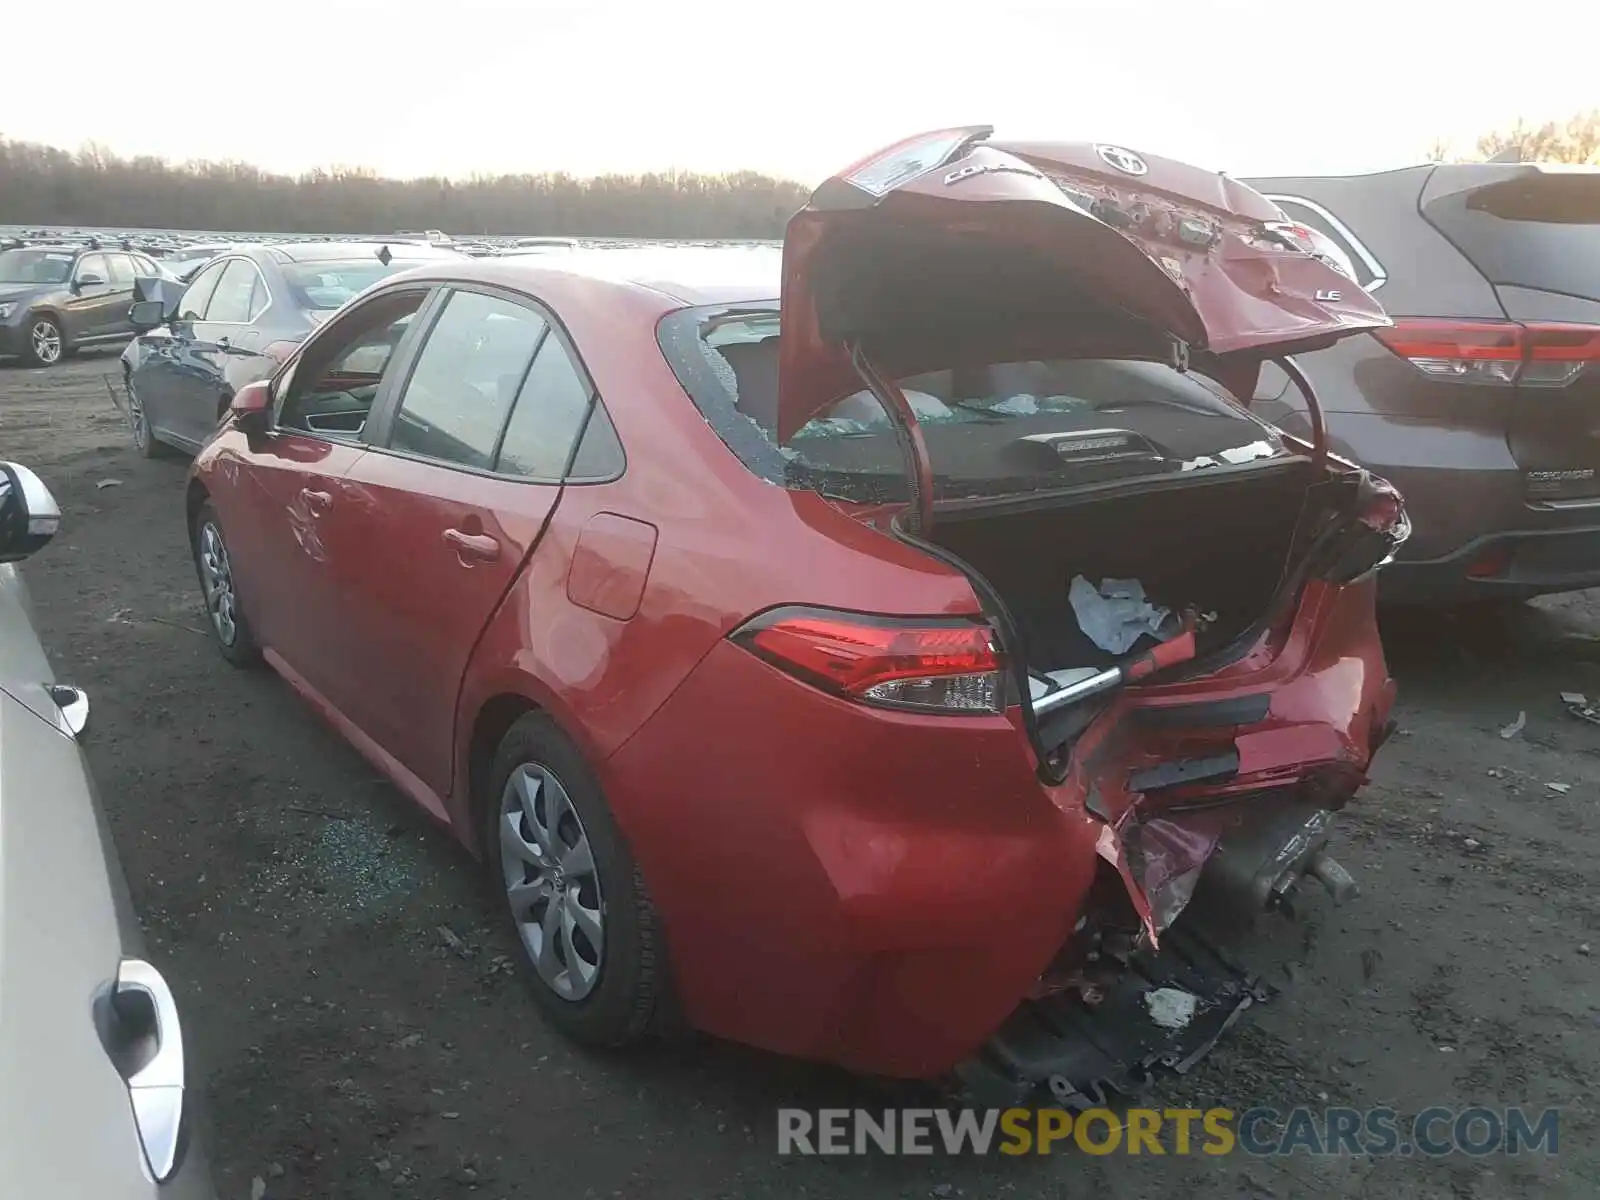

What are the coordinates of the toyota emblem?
(1095, 144, 1148, 176)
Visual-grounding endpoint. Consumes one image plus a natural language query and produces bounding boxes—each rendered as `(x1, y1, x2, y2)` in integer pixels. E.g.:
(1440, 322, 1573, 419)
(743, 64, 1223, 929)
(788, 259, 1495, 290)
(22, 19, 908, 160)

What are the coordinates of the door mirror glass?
(129, 299, 166, 331)
(0, 461, 62, 564)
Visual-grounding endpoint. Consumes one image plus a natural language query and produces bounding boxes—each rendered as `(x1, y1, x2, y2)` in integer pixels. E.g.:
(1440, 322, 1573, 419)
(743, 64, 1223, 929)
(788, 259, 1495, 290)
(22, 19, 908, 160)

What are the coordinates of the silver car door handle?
(113, 959, 187, 1181)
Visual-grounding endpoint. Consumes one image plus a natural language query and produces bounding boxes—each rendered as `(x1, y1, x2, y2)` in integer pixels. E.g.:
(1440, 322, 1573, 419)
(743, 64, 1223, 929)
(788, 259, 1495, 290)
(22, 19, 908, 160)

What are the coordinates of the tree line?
(1428, 108, 1600, 165)
(0, 136, 811, 237)
(4, 111, 1594, 240)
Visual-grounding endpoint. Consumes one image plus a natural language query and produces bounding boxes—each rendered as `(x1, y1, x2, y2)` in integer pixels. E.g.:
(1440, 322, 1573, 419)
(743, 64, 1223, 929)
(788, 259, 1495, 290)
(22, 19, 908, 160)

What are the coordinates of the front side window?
(389, 290, 547, 470)
(277, 289, 431, 439)
(659, 306, 1289, 503)
(105, 254, 136, 286)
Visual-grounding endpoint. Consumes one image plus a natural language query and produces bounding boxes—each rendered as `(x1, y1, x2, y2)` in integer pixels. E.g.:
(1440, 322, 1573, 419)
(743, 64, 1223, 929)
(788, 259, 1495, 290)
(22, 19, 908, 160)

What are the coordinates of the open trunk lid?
(1419, 166, 1600, 502)
(777, 127, 1391, 443)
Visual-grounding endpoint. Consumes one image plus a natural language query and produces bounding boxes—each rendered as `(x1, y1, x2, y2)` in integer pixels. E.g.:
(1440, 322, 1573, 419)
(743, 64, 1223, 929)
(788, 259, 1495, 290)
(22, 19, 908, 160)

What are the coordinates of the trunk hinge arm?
(1277, 354, 1328, 469)
(848, 340, 936, 535)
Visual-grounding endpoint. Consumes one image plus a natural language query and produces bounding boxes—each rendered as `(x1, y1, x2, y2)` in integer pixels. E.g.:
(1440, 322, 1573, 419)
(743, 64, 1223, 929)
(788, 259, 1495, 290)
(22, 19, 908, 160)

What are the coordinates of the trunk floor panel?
(952, 924, 1275, 1108)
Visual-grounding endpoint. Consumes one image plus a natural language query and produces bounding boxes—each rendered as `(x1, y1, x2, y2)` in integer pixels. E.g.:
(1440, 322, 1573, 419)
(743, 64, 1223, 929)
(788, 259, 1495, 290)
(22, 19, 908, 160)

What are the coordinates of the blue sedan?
(118, 241, 462, 457)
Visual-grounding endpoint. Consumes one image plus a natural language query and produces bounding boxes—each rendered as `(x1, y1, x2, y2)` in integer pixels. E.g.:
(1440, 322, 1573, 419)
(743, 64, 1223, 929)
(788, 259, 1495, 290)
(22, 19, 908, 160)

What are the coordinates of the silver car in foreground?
(0, 461, 214, 1198)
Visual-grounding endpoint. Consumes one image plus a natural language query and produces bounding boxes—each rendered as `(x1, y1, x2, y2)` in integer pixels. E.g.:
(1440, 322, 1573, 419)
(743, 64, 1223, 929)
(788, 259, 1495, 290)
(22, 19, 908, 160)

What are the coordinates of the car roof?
(388, 244, 783, 307)
(263, 241, 465, 264)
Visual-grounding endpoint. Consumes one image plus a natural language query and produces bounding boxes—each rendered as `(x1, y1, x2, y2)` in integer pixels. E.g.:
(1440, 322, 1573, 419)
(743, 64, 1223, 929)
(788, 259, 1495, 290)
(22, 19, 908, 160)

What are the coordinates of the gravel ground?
(4, 354, 1598, 1199)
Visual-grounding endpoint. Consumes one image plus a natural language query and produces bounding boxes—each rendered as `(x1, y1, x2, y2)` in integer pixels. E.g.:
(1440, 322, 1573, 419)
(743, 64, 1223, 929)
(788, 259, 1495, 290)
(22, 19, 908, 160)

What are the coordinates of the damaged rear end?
(773, 129, 1407, 1099)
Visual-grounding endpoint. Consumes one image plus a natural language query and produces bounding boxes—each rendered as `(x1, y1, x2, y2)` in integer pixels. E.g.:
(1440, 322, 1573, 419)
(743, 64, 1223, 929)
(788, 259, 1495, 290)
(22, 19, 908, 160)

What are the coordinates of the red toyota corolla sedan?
(186, 129, 1409, 1100)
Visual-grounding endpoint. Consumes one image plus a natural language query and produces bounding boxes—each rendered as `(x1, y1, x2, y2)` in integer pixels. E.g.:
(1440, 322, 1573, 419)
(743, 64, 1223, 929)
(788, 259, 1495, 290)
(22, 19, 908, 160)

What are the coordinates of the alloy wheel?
(197, 522, 238, 645)
(127, 381, 149, 450)
(30, 319, 62, 365)
(498, 762, 605, 1001)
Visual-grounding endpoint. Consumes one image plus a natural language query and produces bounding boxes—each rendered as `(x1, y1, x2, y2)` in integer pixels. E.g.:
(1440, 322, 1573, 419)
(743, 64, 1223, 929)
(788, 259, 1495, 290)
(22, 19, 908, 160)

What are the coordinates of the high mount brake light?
(731, 606, 1005, 715)
(1373, 319, 1600, 388)
(840, 126, 994, 198)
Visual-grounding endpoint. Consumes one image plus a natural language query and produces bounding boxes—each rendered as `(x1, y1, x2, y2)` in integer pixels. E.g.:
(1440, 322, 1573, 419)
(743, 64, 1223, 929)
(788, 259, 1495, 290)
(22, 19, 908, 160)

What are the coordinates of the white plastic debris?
(1547, 782, 1572, 794)
(1069, 575, 1177, 655)
(1144, 987, 1198, 1031)
(1499, 711, 1527, 739)
(992, 393, 1040, 416)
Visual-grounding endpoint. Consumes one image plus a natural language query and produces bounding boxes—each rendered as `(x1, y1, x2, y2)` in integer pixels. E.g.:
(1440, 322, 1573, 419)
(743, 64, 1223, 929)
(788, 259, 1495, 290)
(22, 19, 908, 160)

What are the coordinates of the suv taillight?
(1373, 318, 1600, 387)
(731, 606, 1005, 715)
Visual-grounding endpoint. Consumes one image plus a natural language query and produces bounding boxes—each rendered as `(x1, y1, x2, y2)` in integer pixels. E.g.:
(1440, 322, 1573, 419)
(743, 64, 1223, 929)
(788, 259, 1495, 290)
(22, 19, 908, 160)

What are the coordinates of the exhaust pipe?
(1306, 851, 1359, 905)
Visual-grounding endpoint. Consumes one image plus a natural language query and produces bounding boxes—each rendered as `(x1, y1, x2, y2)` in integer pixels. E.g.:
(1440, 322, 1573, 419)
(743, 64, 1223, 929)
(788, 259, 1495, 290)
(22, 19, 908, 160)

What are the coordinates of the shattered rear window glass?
(657, 304, 1289, 504)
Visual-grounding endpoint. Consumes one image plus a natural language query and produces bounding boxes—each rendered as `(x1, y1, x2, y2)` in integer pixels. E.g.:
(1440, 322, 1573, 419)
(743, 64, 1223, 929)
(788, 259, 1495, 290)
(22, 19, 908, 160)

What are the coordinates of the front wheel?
(23, 315, 64, 367)
(190, 502, 261, 667)
(484, 713, 674, 1047)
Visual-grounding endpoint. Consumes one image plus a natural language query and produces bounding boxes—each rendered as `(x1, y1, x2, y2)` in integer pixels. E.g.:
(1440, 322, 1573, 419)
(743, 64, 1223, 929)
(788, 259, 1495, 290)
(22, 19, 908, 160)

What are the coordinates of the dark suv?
(1243, 163, 1600, 605)
(0, 242, 170, 367)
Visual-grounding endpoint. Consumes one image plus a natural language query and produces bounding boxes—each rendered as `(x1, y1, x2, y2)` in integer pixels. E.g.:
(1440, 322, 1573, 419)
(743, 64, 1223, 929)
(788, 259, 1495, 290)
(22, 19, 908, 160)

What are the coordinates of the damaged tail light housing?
(1374, 319, 1600, 388)
(1320, 472, 1411, 585)
(731, 606, 1005, 715)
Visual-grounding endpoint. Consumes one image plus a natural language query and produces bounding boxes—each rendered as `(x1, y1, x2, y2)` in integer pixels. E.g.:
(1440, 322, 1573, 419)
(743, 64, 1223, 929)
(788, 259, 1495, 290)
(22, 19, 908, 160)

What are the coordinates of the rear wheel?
(190, 502, 261, 667)
(22, 315, 64, 367)
(484, 713, 672, 1047)
(126, 376, 174, 458)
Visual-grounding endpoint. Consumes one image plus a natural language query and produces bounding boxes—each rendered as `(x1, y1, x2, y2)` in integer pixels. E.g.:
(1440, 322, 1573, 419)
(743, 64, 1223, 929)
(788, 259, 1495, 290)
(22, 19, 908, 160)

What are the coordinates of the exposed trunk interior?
(928, 463, 1321, 674)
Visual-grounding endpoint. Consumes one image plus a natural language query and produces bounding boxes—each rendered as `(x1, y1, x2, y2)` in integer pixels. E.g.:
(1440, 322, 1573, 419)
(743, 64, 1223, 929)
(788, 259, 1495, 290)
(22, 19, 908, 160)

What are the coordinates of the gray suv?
(1244, 163, 1600, 604)
(0, 462, 215, 1198)
(0, 243, 172, 367)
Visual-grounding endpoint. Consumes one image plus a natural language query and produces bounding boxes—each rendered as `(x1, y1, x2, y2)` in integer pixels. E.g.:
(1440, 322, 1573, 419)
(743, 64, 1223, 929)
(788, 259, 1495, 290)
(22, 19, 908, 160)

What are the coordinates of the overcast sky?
(9, 0, 1596, 182)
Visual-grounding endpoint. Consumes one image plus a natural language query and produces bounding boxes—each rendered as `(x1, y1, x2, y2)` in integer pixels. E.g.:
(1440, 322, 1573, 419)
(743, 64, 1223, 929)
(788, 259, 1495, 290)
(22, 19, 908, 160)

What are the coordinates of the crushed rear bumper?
(953, 923, 1274, 1107)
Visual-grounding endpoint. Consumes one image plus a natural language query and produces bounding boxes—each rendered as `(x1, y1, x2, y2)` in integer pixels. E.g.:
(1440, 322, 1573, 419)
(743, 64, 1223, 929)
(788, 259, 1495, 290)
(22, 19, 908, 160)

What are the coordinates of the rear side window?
(206, 260, 261, 324)
(658, 306, 1288, 503)
(1269, 197, 1380, 288)
(390, 290, 546, 470)
(106, 254, 136, 285)
(495, 334, 613, 480)
(1425, 173, 1600, 301)
(179, 260, 227, 320)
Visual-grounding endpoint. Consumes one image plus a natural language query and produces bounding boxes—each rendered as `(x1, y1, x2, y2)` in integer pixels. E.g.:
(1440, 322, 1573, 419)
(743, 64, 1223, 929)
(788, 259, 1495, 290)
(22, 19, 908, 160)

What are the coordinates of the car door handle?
(300, 489, 332, 512)
(443, 528, 500, 563)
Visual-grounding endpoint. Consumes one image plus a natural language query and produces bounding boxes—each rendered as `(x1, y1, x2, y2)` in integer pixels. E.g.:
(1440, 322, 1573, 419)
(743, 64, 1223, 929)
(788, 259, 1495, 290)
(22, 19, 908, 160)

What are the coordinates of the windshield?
(283, 259, 432, 311)
(659, 305, 1290, 504)
(0, 248, 74, 285)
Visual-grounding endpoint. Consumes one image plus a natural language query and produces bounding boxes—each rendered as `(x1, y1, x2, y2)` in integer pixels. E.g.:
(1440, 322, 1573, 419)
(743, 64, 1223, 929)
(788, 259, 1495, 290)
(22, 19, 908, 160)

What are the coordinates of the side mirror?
(229, 380, 273, 433)
(0, 462, 62, 564)
(129, 299, 166, 331)
(74, 272, 107, 290)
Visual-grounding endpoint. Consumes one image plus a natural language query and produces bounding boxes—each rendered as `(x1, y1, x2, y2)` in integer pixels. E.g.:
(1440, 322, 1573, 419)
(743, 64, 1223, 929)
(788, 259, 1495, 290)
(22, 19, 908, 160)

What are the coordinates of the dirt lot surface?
(4, 354, 1599, 1199)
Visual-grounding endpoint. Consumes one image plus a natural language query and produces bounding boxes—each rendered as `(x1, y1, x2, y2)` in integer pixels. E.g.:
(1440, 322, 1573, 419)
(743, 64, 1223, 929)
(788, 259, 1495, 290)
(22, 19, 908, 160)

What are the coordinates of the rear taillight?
(731, 606, 1005, 715)
(1373, 318, 1600, 388)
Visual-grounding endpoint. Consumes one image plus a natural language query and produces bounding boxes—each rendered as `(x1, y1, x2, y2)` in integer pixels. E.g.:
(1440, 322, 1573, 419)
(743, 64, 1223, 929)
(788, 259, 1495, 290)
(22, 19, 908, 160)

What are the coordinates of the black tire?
(189, 501, 261, 667)
(483, 712, 672, 1047)
(126, 376, 176, 458)
(21, 314, 65, 367)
